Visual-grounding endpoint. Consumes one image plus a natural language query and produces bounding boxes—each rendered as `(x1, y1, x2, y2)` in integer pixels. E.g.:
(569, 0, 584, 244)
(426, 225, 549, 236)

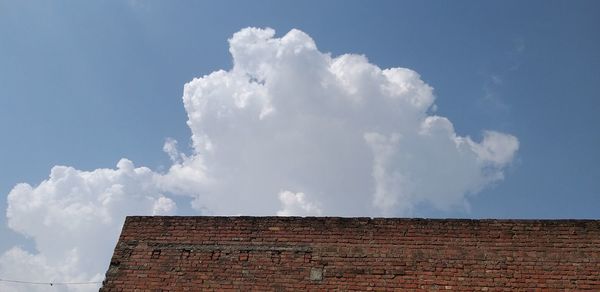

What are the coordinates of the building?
(100, 216, 600, 291)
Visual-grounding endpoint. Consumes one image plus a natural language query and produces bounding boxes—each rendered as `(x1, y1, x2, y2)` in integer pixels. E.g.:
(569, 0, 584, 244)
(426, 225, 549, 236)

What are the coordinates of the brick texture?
(100, 216, 600, 291)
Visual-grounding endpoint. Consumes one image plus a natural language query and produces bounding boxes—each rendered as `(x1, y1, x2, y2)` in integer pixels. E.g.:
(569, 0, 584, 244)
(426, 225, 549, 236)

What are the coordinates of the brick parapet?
(100, 216, 600, 291)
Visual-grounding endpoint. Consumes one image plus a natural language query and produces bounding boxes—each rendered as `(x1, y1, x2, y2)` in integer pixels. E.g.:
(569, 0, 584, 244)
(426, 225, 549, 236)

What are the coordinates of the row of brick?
(101, 216, 600, 291)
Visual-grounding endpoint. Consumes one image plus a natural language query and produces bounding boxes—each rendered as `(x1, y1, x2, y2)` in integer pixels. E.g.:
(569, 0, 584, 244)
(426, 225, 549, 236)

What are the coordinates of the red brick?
(100, 217, 600, 291)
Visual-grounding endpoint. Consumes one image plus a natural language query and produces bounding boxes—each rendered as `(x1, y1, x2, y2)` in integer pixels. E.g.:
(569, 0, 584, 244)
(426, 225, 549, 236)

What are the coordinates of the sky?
(1, 1, 599, 291)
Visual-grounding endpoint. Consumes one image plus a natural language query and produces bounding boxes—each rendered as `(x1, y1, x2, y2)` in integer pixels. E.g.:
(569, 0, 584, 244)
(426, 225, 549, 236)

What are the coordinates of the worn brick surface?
(100, 216, 600, 291)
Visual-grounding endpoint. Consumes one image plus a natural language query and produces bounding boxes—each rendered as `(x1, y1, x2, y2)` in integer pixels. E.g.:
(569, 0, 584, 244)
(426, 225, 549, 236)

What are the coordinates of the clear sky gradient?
(1, 0, 599, 257)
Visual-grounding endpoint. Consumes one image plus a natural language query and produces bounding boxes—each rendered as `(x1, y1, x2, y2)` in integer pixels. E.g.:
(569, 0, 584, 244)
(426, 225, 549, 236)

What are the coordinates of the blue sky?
(0, 1, 599, 288)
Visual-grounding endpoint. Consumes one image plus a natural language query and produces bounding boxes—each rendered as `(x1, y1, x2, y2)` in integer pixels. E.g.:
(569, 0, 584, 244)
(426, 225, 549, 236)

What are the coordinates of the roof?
(100, 216, 600, 291)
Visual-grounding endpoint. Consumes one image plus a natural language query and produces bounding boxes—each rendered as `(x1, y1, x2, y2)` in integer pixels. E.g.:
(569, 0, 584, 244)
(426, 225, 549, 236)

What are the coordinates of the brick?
(100, 216, 600, 291)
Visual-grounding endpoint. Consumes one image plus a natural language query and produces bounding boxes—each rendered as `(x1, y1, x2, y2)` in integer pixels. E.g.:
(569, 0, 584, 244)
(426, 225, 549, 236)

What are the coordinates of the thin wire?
(0, 278, 102, 286)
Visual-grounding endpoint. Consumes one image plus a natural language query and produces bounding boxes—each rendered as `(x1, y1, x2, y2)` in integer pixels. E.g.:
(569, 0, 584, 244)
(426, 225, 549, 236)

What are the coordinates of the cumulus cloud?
(277, 191, 322, 216)
(179, 27, 518, 215)
(1, 159, 175, 291)
(2, 27, 518, 291)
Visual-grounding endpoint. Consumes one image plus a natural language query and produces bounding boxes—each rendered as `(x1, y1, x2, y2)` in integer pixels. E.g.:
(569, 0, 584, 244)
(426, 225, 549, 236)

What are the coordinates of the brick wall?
(100, 216, 600, 291)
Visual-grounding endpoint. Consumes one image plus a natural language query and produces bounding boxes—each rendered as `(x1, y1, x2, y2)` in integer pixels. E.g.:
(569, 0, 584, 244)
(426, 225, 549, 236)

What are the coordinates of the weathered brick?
(100, 216, 600, 291)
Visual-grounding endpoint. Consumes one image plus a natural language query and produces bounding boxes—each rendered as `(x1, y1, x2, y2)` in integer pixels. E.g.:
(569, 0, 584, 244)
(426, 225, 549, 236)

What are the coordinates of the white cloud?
(469, 130, 519, 165)
(1, 159, 175, 291)
(152, 196, 177, 215)
(2, 27, 518, 291)
(178, 27, 518, 216)
(277, 191, 322, 216)
(162, 137, 182, 163)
